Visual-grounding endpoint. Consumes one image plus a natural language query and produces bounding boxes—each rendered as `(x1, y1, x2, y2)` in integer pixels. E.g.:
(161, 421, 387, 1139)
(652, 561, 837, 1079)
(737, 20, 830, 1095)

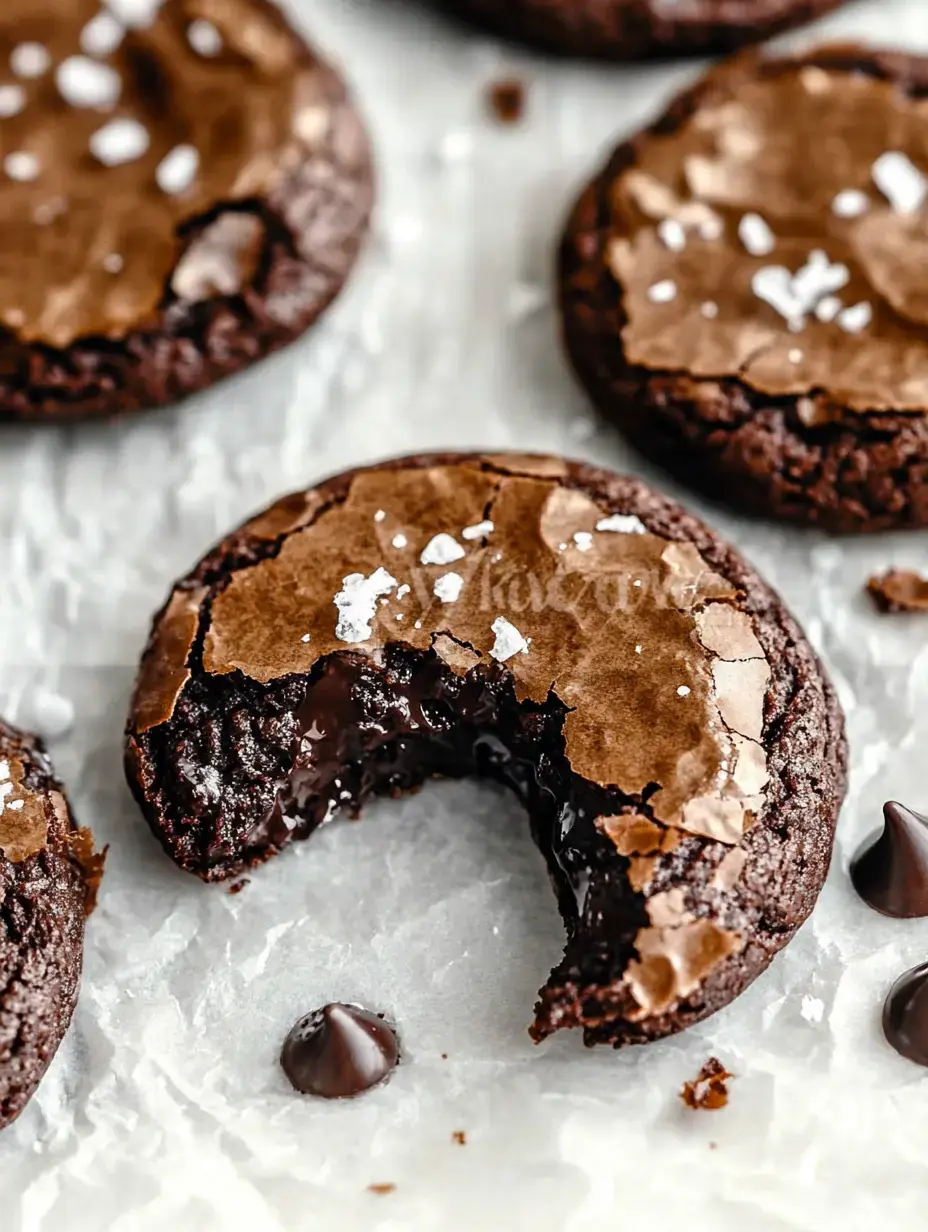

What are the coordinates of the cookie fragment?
(867, 570, 928, 613)
(680, 1057, 733, 1110)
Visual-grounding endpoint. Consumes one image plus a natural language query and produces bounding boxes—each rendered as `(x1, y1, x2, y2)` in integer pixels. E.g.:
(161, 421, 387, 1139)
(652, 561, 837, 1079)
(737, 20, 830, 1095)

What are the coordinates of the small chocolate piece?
(434, 0, 848, 61)
(560, 46, 928, 532)
(883, 964, 928, 1067)
(867, 571, 928, 614)
(126, 452, 847, 1048)
(280, 1004, 399, 1098)
(850, 803, 928, 919)
(452, 1130, 467, 1145)
(0, 0, 372, 420)
(680, 1056, 733, 1110)
(368, 1184, 396, 1195)
(487, 79, 525, 124)
(0, 718, 102, 1130)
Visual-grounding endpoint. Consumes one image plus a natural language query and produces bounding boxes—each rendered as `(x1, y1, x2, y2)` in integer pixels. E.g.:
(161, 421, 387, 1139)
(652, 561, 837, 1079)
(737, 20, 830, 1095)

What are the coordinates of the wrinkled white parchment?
(2, 1, 928, 1227)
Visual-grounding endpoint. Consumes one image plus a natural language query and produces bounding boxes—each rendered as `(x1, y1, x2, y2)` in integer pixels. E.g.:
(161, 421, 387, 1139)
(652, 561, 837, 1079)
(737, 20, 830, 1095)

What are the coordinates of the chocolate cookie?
(561, 47, 928, 532)
(433, 0, 848, 60)
(125, 453, 845, 1047)
(0, 0, 373, 420)
(0, 719, 102, 1130)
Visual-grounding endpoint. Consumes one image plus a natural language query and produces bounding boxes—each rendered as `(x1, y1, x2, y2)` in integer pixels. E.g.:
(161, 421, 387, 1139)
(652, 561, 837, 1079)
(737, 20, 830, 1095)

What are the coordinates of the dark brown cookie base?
(0, 52, 373, 422)
(434, 0, 848, 60)
(0, 721, 101, 1131)
(560, 47, 928, 533)
(126, 454, 846, 1047)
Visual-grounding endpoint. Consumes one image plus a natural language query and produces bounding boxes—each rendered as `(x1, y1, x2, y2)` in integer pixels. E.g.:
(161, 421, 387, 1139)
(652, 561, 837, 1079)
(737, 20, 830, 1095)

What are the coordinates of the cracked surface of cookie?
(0, 719, 102, 1131)
(560, 46, 928, 531)
(0, 0, 373, 419)
(433, 0, 848, 61)
(125, 452, 846, 1046)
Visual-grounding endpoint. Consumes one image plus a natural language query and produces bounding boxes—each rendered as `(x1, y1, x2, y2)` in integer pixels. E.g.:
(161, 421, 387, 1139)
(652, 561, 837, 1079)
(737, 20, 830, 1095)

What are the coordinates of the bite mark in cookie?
(125, 453, 846, 1046)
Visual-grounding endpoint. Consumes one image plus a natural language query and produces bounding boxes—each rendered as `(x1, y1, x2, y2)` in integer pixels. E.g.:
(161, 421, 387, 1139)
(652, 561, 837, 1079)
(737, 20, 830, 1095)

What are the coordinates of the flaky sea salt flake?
(489, 617, 530, 662)
(334, 567, 397, 643)
(421, 533, 465, 566)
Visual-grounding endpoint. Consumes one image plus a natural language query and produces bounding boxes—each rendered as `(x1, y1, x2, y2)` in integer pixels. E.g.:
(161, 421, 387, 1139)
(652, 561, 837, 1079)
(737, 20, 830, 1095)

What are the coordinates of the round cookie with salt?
(561, 46, 928, 532)
(125, 452, 846, 1047)
(0, 719, 102, 1130)
(0, 0, 372, 419)
(432, 0, 848, 61)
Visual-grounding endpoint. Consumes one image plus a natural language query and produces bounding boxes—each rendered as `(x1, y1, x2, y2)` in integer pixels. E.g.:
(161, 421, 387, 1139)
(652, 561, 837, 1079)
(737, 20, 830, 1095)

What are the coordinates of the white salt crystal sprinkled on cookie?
(156, 144, 199, 194)
(753, 250, 849, 331)
(391, 533, 407, 549)
(461, 520, 494, 540)
(80, 11, 125, 57)
(0, 85, 26, 118)
(573, 531, 593, 551)
(489, 617, 530, 662)
(334, 567, 397, 643)
(832, 189, 869, 219)
(872, 151, 928, 214)
(837, 302, 872, 334)
(647, 279, 677, 304)
(700, 301, 719, 319)
(11, 43, 51, 79)
(738, 212, 775, 256)
(187, 18, 223, 57)
(56, 56, 122, 108)
(677, 685, 691, 697)
(815, 296, 842, 323)
(4, 151, 39, 182)
(433, 572, 464, 603)
(90, 117, 149, 165)
(657, 219, 686, 252)
(596, 513, 646, 535)
(420, 533, 465, 566)
(396, 584, 410, 600)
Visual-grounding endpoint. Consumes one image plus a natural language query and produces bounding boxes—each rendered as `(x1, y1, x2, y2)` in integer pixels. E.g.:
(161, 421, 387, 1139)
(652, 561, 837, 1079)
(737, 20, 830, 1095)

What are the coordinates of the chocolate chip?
(884, 963, 928, 1067)
(850, 802, 928, 918)
(280, 1003, 398, 1098)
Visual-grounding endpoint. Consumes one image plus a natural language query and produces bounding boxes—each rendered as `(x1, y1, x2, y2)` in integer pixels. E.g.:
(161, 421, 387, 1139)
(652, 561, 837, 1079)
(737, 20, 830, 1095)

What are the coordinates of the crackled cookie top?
(0, 0, 319, 345)
(607, 49, 928, 414)
(137, 456, 772, 846)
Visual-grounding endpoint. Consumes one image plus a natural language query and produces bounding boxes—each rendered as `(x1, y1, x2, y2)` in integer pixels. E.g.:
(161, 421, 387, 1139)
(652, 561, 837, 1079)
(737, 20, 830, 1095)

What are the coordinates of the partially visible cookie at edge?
(0, 0, 373, 420)
(125, 451, 846, 1048)
(0, 718, 102, 1131)
(560, 45, 928, 532)
(433, 0, 849, 60)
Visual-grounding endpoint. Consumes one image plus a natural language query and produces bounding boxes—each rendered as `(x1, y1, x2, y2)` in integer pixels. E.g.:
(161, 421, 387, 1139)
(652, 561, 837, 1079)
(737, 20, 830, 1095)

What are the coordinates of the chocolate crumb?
(228, 878, 250, 895)
(368, 1184, 395, 1195)
(867, 570, 928, 613)
(452, 1130, 467, 1145)
(681, 1057, 733, 1110)
(441, 1053, 448, 1060)
(488, 79, 525, 124)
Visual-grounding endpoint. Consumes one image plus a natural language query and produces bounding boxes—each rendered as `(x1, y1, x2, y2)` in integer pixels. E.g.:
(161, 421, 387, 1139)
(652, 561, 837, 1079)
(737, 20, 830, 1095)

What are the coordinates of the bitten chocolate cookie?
(433, 0, 847, 60)
(125, 453, 845, 1047)
(0, 719, 102, 1130)
(0, 0, 372, 420)
(561, 47, 928, 532)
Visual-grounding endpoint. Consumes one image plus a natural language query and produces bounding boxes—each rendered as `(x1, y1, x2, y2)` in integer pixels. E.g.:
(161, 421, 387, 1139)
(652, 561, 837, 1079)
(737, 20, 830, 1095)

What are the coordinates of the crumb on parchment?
(680, 1057, 733, 1111)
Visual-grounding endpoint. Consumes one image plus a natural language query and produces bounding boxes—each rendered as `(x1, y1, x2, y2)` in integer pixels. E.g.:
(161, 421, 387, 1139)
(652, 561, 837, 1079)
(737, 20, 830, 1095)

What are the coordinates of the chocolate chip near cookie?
(0, 0, 373, 421)
(560, 47, 928, 532)
(433, 0, 848, 61)
(0, 719, 102, 1131)
(125, 453, 846, 1047)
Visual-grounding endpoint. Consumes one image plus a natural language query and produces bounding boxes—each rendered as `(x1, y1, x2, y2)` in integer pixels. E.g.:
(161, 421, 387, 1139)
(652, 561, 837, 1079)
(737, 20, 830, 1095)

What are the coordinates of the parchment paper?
(2, 1, 928, 1228)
